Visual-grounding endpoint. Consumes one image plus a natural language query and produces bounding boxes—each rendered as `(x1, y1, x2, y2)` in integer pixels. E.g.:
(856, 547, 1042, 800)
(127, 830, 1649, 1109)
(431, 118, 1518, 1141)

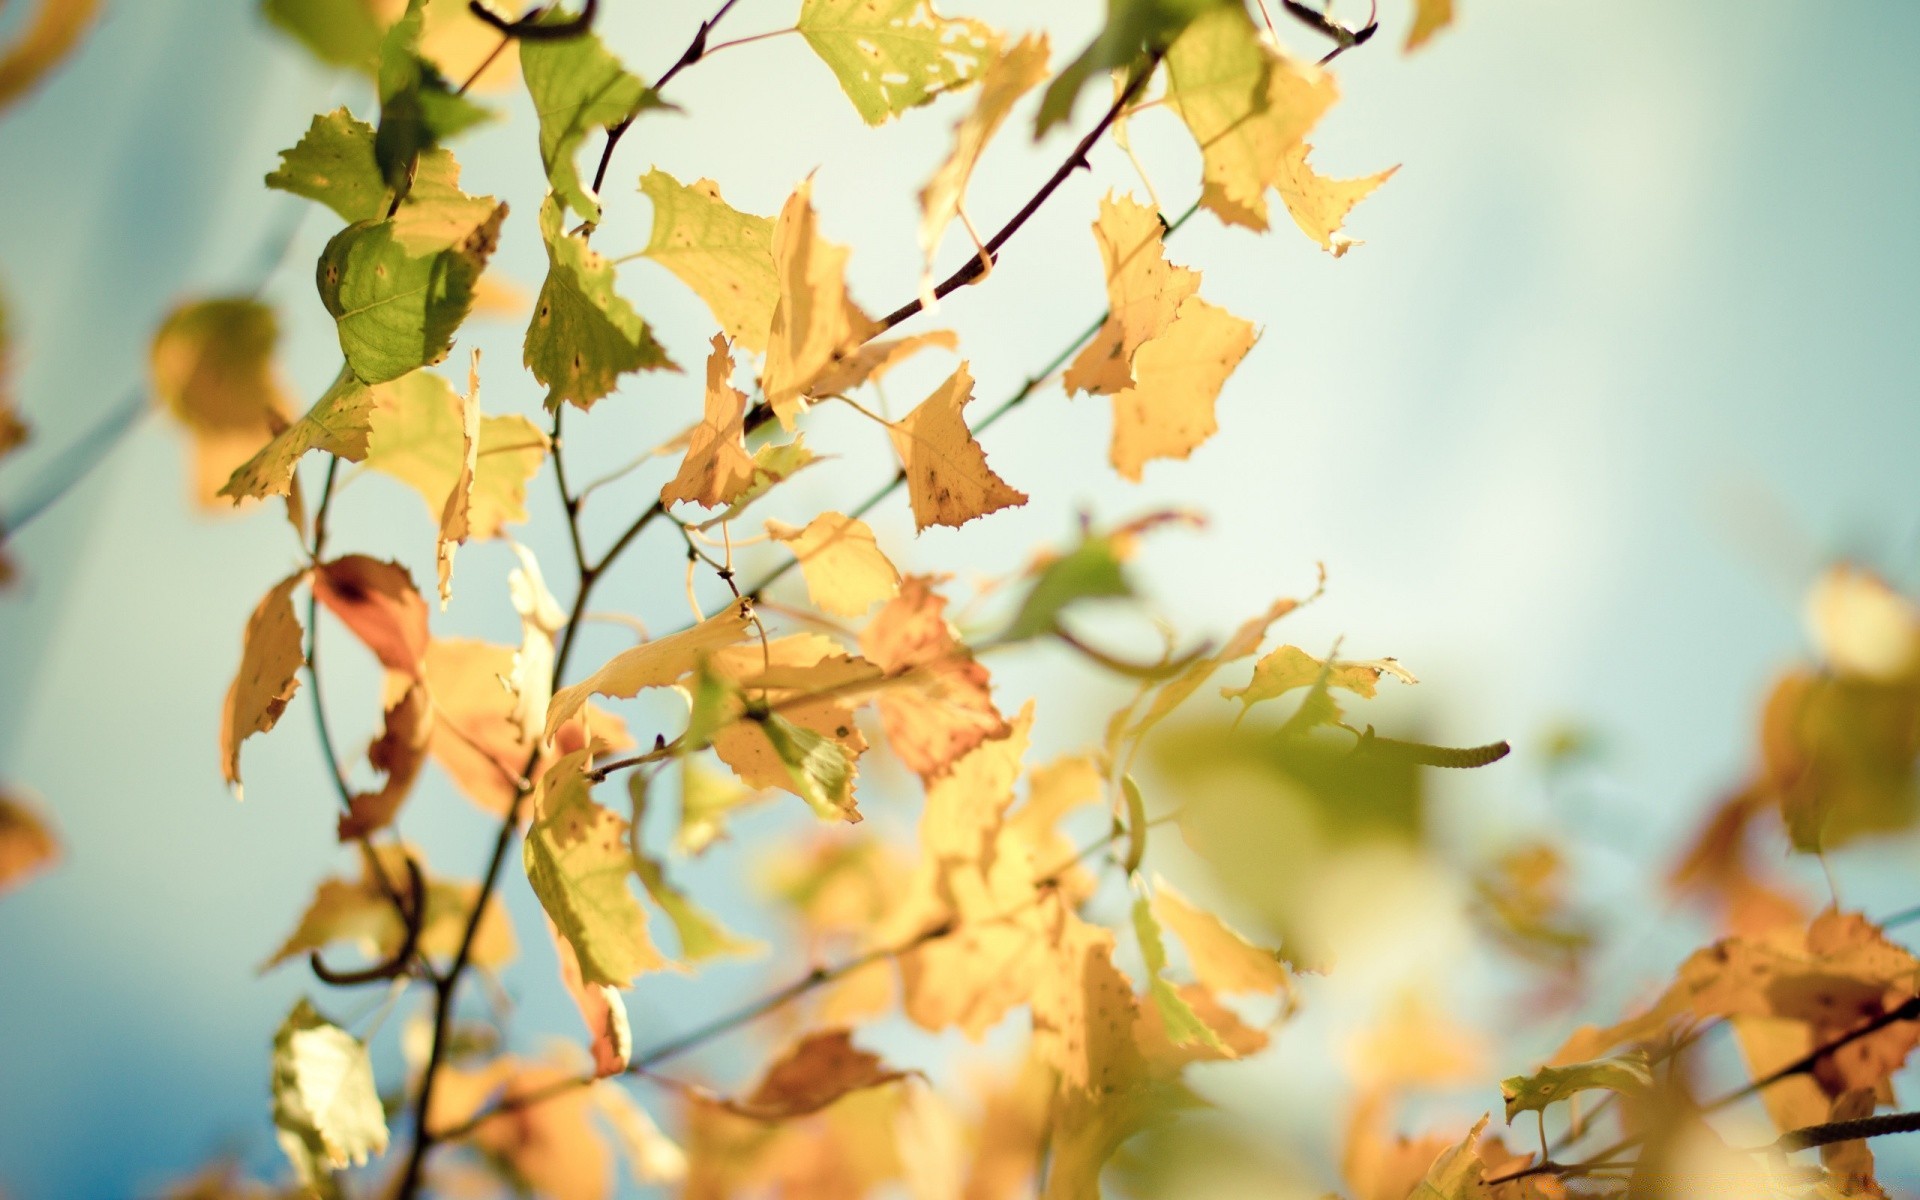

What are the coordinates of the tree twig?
(467, 0, 597, 41)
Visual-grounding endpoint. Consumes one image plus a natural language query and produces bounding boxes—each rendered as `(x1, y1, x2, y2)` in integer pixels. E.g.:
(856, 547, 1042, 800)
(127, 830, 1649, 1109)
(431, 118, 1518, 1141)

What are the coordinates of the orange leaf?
(860, 575, 1008, 780)
(337, 679, 433, 841)
(0, 787, 59, 896)
(313, 556, 430, 678)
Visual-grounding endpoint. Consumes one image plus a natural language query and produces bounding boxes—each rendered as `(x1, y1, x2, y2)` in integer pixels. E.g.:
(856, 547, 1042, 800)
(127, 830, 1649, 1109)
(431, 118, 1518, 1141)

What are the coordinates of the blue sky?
(1, 1, 1917, 1195)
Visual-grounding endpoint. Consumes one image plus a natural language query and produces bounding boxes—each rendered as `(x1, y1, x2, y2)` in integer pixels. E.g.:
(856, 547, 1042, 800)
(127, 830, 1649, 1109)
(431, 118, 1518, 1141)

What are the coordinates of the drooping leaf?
(523, 751, 666, 987)
(373, 0, 493, 192)
(1222, 644, 1416, 709)
(337, 679, 433, 839)
(1500, 1052, 1653, 1123)
(387, 147, 505, 254)
(265, 108, 389, 224)
(919, 34, 1049, 277)
(520, 19, 666, 222)
(1035, 0, 1232, 135)
(1131, 896, 1228, 1053)
(1149, 878, 1294, 995)
(637, 169, 780, 352)
(1163, 4, 1338, 230)
(318, 200, 506, 385)
(796, 0, 999, 126)
(261, 0, 386, 74)
(629, 776, 760, 962)
(506, 543, 567, 746)
(313, 555, 431, 678)
(0, 788, 59, 896)
(149, 298, 296, 507)
(544, 599, 757, 740)
(360, 366, 548, 566)
(0, 0, 102, 112)
(526, 193, 676, 411)
(861, 575, 1009, 779)
(688, 436, 822, 530)
(1004, 530, 1132, 642)
(696, 635, 879, 818)
(766, 511, 902, 618)
(270, 999, 388, 1184)
(1107, 294, 1256, 482)
(1406, 0, 1456, 52)
(889, 363, 1028, 531)
(221, 568, 309, 795)
(546, 917, 634, 1076)
(220, 364, 379, 502)
(1274, 142, 1398, 256)
(661, 335, 757, 509)
(721, 1028, 911, 1120)
(758, 711, 860, 823)
(1064, 193, 1199, 397)
(763, 178, 878, 427)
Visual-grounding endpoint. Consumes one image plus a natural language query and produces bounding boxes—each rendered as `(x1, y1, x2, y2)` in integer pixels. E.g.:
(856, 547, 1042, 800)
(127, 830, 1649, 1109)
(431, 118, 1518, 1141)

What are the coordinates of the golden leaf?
(661, 335, 757, 509)
(1108, 295, 1257, 482)
(861, 575, 1009, 780)
(889, 364, 1028, 532)
(545, 599, 757, 741)
(767, 511, 902, 618)
(220, 568, 308, 794)
(1064, 194, 1199, 397)
(763, 179, 878, 427)
(1275, 142, 1398, 256)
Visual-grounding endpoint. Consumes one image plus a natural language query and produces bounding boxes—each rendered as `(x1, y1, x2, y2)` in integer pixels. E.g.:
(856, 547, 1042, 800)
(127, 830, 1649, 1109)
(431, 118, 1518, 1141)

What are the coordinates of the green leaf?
(638, 169, 779, 352)
(318, 202, 506, 384)
(1036, 0, 1230, 135)
(627, 775, 761, 962)
(676, 758, 757, 856)
(1004, 532, 1131, 642)
(363, 369, 548, 538)
(525, 194, 676, 411)
(221, 364, 377, 501)
(387, 148, 504, 254)
(271, 998, 388, 1191)
(1131, 896, 1227, 1053)
(757, 710, 857, 821)
(262, 0, 386, 74)
(796, 0, 999, 126)
(520, 21, 667, 222)
(1408, 1116, 1489, 1200)
(375, 0, 492, 192)
(265, 108, 388, 223)
(688, 436, 819, 531)
(523, 751, 665, 987)
(1500, 1053, 1653, 1123)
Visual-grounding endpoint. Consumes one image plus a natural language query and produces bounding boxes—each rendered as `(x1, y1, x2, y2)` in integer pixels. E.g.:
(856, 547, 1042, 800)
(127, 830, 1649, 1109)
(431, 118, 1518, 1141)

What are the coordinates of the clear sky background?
(1, 1, 1917, 1196)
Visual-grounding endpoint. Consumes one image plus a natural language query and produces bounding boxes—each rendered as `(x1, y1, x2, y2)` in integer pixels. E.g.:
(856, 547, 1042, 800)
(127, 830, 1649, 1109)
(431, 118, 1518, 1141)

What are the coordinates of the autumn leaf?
(1223, 644, 1416, 709)
(221, 568, 309, 796)
(523, 751, 666, 986)
(722, 1028, 912, 1120)
(270, 999, 388, 1185)
(889, 363, 1028, 531)
(313, 555, 430, 678)
(361, 368, 547, 545)
(336, 679, 433, 840)
(805, 329, 959, 399)
(1107, 294, 1257, 482)
(150, 297, 297, 508)
(435, 354, 479, 603)
(637, 169, 780, 352)
(796, 0, 999, 126)
(661, 335, 757, 509)
(1500, 1052, 1652, 1123)
(1064, 193, 1199, 397)
(265, 108, 389, 224)
(521, 20, 666, 222)
(1036, 0, 1233, 135)
(318, 200, 506, 384)
(763, 178, 879, 427)
(1124, 587, 1314, 741)
(1275, 143, 1398, 256)
(628, 776, 761, 962)
(428, 1057, 614, 1200)
(1759, 667, 1920, 852)
(262, 844, 517, 972)
(526, 194, 676, 411)
(861, 575, 1009, 779)
(767, 511, 901, 618)
(545, 598, 757, 741)
(919, 34, 1049, 286)
(547, 918, 634, 1076)
(1149, 878, 1294, 996)
(1164, 4, 1338, 230)
(1131, 897, 1228, 1054)
(1407, 1116, 1491, 1200)
(688, 436, 822, 530)
(0, 0, 101, 112)
(1406, 0, 1456, 52)
(0, 788, 59, 896)
(372, 2, 493, 192)
(1805, 564, 1920, 682)
(220, 365, 378, 502)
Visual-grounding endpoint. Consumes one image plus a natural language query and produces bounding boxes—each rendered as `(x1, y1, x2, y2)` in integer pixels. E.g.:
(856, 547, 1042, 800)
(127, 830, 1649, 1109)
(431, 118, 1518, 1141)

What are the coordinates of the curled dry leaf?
(763, 178, 879, 427)
(661, 335, 757, 509)
(1274, 143, 1398, 256)
(221, 568, 309, 796)
(722, 1028, 912, 1121)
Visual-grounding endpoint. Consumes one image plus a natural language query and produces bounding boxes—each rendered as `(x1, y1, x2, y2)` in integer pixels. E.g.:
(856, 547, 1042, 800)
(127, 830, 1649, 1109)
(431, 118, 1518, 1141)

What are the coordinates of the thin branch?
(1773, 1108, 1920, 1153)
(311, 855, 427, 985)
(467, 0, 597, 41)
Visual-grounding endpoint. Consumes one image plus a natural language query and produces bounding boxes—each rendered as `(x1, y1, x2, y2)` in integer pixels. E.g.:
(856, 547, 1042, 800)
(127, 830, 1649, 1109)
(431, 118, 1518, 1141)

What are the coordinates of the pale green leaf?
(262, 0, 385, 74)
(1131, 896, 1227, 1053)
(265, 108, 388, 223)
(1500, 1053, 1653, 1123)
(221, 364, 378, 501)
(757, 710, 857, 821)
(637, 169, 779, 352)
(688, 436, 819, 531)
(1036, 0, 1230, 135)
(374, 0, 493, 191)
(1409, 1116, 1490, 1200)
(525, 194, 676, 411)
(1005, 532, 1131, 642)
(797, 0, 999, 126)
(363, 369, 548, 538)
(271, 998, 388, 1186)
(521, 21, 666, 222)
(523, 751, 665, 987)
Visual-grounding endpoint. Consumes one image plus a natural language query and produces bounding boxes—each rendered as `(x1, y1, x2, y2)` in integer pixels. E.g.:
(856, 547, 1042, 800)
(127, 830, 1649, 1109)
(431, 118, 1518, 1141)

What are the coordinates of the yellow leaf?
(429, 1058, 614, 1200)
(506, 543, 566, 745)
(417, 0, 520, 92)
(1275, 142, 1398, 256)
(545, 599, 757, 741)
(860, 575, 1009, 779)
(889, 363, 1028, 531)
(805, 329, 959, 399)
(1108, 295, 1257, 481)
(1406, 0, 1456, 52)
(1149, 878, 1293, 996)
(918, 34, 1050, 284)
(221, 364, 379, 502)
(0, 0, 101, 112)
(362, 370, 548, 549)
(524, 751, 667, 986)
(699, 634, 880, 816)
(221, 568, 309, 795)
(149, 298, 296, 508)
(767, 511, 901, 618)
(262, 843, 517, 972)
(1805, 563, 1920, 682)
(660, 335, 757, 509)
(763, 179, 879, 428)
(0, 787, 59, 896)
(1064, 194, 1199, 397)
(1164, 5, 1338, 231)
(436, 353, 480, 604)
(1222, 643, 1413, 708)
(638, 170, 780, 352)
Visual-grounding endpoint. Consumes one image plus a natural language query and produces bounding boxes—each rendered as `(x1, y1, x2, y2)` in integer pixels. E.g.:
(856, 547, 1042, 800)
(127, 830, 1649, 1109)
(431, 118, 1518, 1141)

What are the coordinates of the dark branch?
(466, 0, 597, 41)
(1774, 1109, 1920, 1154)
(309, 855, 426, 986)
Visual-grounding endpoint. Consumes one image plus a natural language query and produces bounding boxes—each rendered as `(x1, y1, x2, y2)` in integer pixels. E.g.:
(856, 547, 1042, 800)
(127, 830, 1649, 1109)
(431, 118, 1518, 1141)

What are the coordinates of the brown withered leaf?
(221, 568, 309, 796)
(0, 787, 59, 896)
(313, 556, 430, 678)
(336, 679, 433, 841)
(860, 575, 1008, 780)
(722, 1029, 911, 1122)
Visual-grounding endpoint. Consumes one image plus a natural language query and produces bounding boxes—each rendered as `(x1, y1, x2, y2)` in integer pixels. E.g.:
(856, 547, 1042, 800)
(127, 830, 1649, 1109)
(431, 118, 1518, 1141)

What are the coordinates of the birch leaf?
(889, 363, 1027, 531)
(545, 599, 757, 740)
(1407, 0, 1456, 52)
(796, 0, 999, 126)
(763, 179, 878, 428)
(264, 108, 387, 224)
(637, 169, 779, 352)
(313, 555, 431, 678)
(1108, 295, 1256, 482)
(520, 22, 666, 222)
(361, 369, 548, 543)
(918, 34, 1049, 279)
(221, 569, 309, 795)
(767, 511, 901, 618)
(1275, 142, 1398, 255)
(150, 298, 296, 507)
(660, 335, 757, 509)
(221, 365, 378, 502)
(861, 575, 1008, 779)
(527, 194, 676, 410)
(1064, 193, 1200, 397)
(271, 999, 388, 1181)
(523, 751, 666, 986)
